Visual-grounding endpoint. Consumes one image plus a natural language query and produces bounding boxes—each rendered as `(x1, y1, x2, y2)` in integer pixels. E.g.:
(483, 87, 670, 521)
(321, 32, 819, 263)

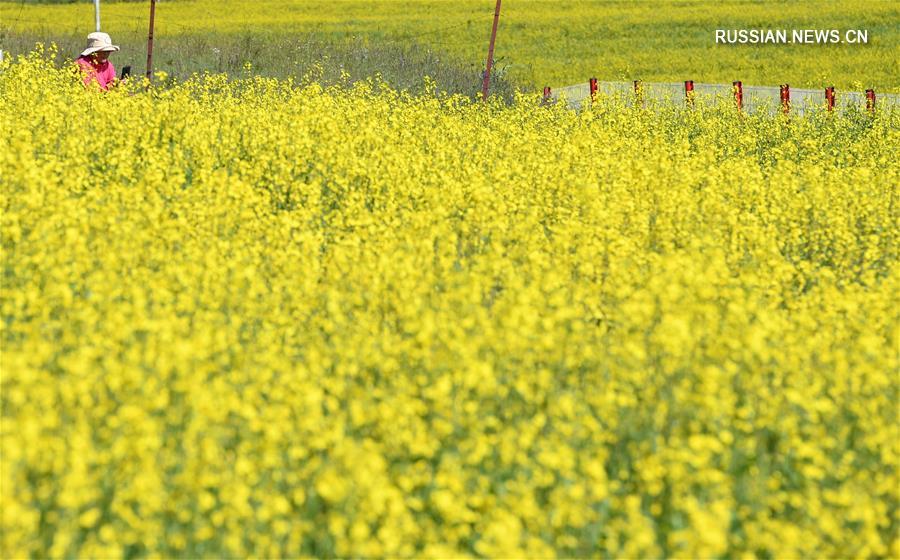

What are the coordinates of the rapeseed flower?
(1, 51, 898, 558)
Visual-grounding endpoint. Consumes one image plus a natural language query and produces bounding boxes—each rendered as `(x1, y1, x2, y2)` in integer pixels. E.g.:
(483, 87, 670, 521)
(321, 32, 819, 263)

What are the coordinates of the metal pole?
(684, 80, 694, 107)
(146, 0, 157, 79)
(780, 84, 790, 114)
(94, 0, 101, 32)
(481, 0, 502, 102)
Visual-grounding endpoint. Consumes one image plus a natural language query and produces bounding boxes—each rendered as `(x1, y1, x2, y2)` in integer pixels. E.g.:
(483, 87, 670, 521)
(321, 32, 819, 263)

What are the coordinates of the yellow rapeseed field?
(1, 51, 899, 558)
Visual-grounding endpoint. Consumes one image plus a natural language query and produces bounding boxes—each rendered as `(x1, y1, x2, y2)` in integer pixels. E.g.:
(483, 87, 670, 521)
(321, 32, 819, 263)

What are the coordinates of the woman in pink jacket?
(75, 32, 119, 91)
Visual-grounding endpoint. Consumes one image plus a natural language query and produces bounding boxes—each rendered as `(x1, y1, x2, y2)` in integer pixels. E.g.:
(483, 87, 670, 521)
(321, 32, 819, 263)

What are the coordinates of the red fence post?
(825, 86, 835, 112)
(589, 78, 598, 103)
(633, 80, 643, 107)
(866, 89, 876, 114)
(733, 80, 743, 111)
(146, 0, 157, 80)
(542, 86, 551, 105)
(480, 0, 502, 102)
(684, 80, 694, 107)
(780, 84, 790, 114)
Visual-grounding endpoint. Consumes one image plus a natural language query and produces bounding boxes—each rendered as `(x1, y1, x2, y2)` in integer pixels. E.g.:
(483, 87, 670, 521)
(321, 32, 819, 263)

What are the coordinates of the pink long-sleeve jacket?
(76, 56, 116, 91)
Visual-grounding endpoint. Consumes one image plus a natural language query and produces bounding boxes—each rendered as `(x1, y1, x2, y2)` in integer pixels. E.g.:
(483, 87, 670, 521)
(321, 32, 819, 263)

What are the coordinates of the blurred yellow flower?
(1, 51, 897, 559)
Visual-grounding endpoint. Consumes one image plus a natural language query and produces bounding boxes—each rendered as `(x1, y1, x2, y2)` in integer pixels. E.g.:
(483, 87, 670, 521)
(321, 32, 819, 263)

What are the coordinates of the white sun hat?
(80, 32, 120, 57)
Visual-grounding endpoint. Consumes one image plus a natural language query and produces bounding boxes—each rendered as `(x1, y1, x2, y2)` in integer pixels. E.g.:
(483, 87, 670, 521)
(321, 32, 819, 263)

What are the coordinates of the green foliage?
(1, 0, 898, 90)
(0, 31, 520, 100)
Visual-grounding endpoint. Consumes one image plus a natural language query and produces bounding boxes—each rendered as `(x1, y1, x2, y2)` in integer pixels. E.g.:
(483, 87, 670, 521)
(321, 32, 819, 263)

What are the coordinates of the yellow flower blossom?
(1, 51, 897, 558)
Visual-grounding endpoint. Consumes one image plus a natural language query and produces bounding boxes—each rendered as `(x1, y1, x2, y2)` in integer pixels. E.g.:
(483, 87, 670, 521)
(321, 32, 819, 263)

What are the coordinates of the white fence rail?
(548, 80, 899, 114)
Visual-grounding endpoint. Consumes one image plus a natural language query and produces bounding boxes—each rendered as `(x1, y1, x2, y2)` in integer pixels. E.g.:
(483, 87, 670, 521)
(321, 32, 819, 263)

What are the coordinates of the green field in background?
(2, 0, 898, 91)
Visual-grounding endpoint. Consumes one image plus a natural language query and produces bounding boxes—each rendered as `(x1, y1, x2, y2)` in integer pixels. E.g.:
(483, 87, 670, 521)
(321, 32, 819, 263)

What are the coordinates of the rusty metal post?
(589, 77, 598, 103)
(866, 89, 875, 114)
(145, 0, 157, 80)
(825, 86, 835, 112)
(684, 80, 694, 107)
(542, 86, 551, 105)
(633, 80, 643, 107)
(733, 81, 743, 111)
(780, 84, 790, 114)
(481, 0, 502, 102)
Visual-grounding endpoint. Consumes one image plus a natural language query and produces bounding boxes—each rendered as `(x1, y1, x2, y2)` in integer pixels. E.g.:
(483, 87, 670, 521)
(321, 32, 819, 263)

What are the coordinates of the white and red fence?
(543, 79, 899, 114)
